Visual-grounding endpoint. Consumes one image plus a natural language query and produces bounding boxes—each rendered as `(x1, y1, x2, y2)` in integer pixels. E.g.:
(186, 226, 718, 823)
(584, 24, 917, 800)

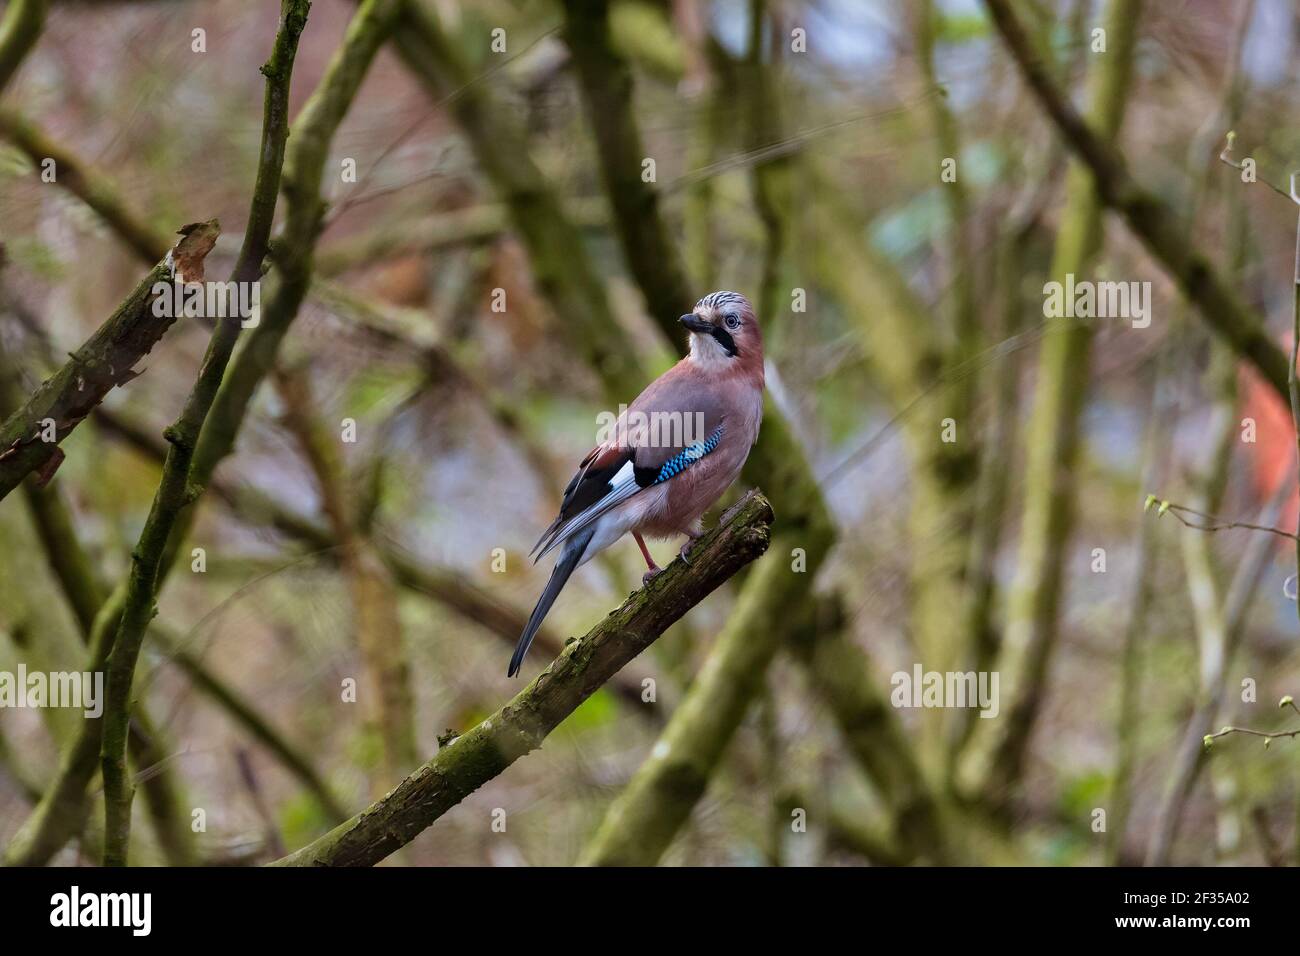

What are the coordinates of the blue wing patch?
(654, 424, 724, 484)
(534, 424, 727, 561)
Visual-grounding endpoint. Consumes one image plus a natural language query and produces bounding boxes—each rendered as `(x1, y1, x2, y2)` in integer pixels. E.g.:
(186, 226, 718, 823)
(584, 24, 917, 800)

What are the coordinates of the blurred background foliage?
(1, 0, 1300, 866)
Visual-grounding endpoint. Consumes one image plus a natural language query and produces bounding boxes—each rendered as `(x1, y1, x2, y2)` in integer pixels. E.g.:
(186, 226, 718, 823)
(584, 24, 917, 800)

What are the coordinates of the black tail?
(508, 527, 595, 677)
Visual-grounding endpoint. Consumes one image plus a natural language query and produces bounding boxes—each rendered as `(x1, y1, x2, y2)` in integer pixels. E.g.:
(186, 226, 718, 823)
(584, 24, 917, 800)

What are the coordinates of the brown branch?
(270, 491, 773, 867)
(314, 199, 606, 276)
(0, 228, 208, 502)
(1146, 496, 1300, 543)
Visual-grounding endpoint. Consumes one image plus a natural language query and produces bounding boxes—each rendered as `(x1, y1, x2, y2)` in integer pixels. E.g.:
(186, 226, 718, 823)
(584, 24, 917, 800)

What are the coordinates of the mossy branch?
(576, 531, 794, 866)
(98, 0, 313, 867)
(0, 333, 196, 865)
(169, 0, 402, 566)
(270, 492, 773, 867)
(92, 406, 659, 716)
(559, 5, 904, 862)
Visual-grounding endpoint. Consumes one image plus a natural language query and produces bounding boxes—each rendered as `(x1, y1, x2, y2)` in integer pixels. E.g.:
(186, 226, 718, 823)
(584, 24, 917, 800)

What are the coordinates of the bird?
(508, 290, 765, 677)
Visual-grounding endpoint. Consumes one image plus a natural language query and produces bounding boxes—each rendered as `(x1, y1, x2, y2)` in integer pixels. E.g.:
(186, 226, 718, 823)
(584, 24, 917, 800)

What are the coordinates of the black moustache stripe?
(711, 326, 739, 357)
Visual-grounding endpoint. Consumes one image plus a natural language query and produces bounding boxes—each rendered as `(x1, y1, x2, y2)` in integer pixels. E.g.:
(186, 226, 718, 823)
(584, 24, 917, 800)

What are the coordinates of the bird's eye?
(724, 312, 741, 330)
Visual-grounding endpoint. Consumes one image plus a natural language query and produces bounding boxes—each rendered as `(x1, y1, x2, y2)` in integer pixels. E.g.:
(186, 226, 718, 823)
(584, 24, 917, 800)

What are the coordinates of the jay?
(509, 291, 765, 676)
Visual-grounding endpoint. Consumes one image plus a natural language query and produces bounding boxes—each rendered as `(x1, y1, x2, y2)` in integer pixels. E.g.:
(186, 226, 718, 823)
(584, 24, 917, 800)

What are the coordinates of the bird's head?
(680, 291, 763, 374)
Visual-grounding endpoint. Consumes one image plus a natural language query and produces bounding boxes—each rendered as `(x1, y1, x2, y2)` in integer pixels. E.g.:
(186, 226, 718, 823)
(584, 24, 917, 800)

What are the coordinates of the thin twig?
(1146, 497, 1300, 542)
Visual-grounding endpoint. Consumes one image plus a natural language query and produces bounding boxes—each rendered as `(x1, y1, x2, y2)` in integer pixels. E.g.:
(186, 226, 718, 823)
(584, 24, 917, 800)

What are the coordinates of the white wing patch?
(535, 460, 643, 561)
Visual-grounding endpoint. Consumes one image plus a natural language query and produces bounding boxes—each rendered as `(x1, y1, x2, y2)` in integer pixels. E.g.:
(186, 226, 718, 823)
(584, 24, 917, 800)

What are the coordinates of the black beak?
(680, 313, 713, 334)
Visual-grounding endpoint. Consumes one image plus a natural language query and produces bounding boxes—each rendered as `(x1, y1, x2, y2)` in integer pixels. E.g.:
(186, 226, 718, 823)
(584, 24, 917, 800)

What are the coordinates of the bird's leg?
(678, 527, 704, 565)
(634, 532, 662, 585)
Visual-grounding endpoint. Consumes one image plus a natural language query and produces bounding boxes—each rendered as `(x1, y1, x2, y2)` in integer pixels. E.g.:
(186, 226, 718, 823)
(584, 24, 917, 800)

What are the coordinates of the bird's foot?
(678, 534, 702, 566)
(642, 564, 663, 586)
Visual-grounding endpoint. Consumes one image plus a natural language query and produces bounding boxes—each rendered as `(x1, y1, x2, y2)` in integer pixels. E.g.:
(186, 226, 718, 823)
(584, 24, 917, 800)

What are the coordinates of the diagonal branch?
(555, 3, 961, 862)
(0, 0, 47, 96)
(0, 333, 197, 865)
(270, 492, 773, 867)
(0, 232, 202, 502)
(981, 0, 1290, 402)
(0, 108, 170, 262)
(97, 0, 313, 867)
(559, 0, 694, 326)
(90, 405, 658, 717)
(162, 0, 403, 578)
(389, 0, 644, 396)
(576, 539, 823, 867)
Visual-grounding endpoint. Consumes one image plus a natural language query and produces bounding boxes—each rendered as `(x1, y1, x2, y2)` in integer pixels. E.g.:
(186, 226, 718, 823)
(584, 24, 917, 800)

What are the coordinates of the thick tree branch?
(553, 7, 969, 860)
(578, 519, 825, 866)
(558, 4, 902, 863)
(271, 491, 773, 867)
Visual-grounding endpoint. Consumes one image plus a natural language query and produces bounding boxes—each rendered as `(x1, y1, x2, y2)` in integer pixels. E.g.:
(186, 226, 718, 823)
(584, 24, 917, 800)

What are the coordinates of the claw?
(642, 565, 663, 586)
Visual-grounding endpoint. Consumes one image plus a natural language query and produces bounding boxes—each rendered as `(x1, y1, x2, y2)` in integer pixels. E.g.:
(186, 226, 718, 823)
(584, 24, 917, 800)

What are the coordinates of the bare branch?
(98, 0, 314, 866)
(0, 233, 201, 502)
(271, 492, 774, 867)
